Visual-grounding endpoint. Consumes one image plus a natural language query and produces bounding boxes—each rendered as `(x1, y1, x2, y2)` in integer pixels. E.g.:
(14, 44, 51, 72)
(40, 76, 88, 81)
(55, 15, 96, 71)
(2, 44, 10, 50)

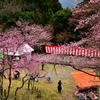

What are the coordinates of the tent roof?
(71, 70, 100, 90)
(1, 44, 34, 56)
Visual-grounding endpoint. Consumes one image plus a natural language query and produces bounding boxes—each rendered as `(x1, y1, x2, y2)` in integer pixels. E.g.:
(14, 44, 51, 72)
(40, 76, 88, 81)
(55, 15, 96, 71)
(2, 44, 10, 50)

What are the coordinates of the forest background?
(0, 0, 87, 52)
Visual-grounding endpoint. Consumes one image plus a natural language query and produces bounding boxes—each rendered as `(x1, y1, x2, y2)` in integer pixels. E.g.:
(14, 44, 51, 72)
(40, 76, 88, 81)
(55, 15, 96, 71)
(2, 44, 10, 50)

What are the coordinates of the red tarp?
(71, 70, 100, 90)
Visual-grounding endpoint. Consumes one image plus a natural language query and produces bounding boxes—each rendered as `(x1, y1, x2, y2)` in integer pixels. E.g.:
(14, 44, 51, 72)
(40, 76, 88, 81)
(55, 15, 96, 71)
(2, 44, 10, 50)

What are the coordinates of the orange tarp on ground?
(71, 70, 100, 90)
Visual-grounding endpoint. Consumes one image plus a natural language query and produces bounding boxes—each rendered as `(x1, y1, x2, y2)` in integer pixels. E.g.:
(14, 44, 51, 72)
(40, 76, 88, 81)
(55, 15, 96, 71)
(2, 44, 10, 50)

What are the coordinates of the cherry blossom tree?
(69, 0, 100, 49)
(67, 0, 100, 73)
(0, 21, 52, 100)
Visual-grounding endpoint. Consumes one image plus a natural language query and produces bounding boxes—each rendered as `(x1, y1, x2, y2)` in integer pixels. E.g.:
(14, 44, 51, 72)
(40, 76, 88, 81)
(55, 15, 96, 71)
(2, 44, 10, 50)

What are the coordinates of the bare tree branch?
(14, 74, 28, 100)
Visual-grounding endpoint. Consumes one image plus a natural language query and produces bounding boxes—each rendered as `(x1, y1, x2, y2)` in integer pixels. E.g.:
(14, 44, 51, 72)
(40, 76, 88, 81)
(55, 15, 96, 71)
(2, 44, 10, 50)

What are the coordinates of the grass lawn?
(3, 64, 79, 100)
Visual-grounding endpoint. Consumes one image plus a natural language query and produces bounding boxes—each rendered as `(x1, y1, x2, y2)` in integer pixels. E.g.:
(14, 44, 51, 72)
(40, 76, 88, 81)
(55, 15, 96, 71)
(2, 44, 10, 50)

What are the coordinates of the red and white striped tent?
(45, 45, 100, 58)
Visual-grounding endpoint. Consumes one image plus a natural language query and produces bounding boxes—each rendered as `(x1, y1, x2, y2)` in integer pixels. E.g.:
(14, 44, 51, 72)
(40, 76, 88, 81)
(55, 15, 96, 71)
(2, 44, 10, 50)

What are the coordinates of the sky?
(59, 0, 83, 9)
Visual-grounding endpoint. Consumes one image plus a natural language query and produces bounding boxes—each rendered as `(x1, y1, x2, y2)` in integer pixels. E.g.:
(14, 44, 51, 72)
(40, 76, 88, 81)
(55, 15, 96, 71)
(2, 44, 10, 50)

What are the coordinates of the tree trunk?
(98, 85, 100, 100)
(28, 80, 30, 90)
(0, 85, 3, 99)
(0, 85, 1, 99)
(4, 89, 6, 97)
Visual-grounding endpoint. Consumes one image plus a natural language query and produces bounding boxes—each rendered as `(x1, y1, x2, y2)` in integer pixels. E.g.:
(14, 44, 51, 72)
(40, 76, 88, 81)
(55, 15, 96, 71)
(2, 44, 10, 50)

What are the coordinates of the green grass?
(3, 64, 78, 100)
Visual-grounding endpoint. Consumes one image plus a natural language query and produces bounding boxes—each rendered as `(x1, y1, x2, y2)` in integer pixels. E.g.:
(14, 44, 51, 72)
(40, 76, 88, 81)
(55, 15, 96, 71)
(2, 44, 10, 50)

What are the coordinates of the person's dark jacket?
(58, 85, 62, 90)
(58, 81, 62, 85)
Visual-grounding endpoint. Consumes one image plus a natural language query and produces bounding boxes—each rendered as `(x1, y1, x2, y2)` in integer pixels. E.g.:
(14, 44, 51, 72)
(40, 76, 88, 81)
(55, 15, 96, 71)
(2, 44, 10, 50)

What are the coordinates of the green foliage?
(0, 0, 62, 31)
(34, 8, 44, 25)
(51, 8, 72, 29)
(19, 12, 34, 21)
(49, 8, 73, 44)
(42, 8, 54, 25)
(52, 0, 63, 13)
(51, 14, 85, 44)
(50, 8, 72, 34)
(1, 10, 34, 30)
(33, 0, 62, 25)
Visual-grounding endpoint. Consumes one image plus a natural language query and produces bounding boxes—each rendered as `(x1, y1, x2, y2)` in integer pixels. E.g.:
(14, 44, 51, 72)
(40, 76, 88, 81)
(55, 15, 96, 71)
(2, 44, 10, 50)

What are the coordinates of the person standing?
(57, 80, 62, 93)
(35, 75, 39, 82)
(41, 62, 44, 70)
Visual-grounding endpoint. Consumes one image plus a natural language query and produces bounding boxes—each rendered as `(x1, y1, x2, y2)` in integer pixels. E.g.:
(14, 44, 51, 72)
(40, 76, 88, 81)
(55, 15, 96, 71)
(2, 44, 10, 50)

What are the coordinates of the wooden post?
(28, 80, 30, 90)
(4, 89, 6, 97)
(98, 85, 100, 100)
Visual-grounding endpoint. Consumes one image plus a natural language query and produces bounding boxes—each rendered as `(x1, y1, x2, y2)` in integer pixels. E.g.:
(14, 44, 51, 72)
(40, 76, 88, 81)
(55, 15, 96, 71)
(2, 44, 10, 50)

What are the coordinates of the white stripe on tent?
(79, 49, 81, 55)
(91, 51, 93, 57)
(88, 50, 90, 57)
(95, 51, 96, 57)
(76, 49, 78, 55)
(85, 50, 87, 56)
(59, 47, 60, 54)
(73, 49, 75, 55)
(64, 48, 66, 54)
(52, 47, 55, 54)
(46, 47, 50, 53)
(67, 48, 69, 54)
(70, 48, 72, 55)
(61, 48, 63, 54)
(82, 50, 84, 56)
